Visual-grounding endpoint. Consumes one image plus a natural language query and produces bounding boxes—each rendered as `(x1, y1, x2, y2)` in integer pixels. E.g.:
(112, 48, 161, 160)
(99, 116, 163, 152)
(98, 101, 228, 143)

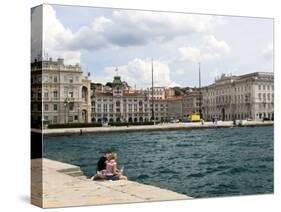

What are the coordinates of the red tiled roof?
(166, 96, 183, 101)
(123, 92, 143, 97)
(95, 92, 113, 96)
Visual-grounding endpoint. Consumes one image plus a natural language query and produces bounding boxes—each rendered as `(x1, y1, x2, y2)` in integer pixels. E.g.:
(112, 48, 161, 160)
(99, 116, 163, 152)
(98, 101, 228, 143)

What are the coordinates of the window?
(43, 75, 49, 83)
(104, 104, 108, 112)
(44, 104, 48, 111)
(258, 85, 261, 90)
(54, 76, 58, 83)
(128, 104, 132, 112)
(69, 77, 73, 83)
(109, 104, 113, 112)
(263, 85, 266, 90)
(53, 104, 58, 111)
(37, 104, 42, 111)
(53, 90, 58, 98)
(69, 103, 74, 111)
(116, 101, 120, 107)
(74, 115, 78, 121)
(68, 91, 74, 98)
(44, 90, 48, 99)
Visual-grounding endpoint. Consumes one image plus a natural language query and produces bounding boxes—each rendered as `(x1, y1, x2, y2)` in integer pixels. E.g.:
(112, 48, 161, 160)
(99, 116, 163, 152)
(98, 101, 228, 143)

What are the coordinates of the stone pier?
(36, 121, 274, 136)
(31, 158, 192, 208)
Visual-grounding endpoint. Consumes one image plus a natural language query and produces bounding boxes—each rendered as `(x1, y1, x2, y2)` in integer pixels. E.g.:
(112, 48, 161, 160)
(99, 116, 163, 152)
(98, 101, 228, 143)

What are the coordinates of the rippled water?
(43, 126, 273, 198)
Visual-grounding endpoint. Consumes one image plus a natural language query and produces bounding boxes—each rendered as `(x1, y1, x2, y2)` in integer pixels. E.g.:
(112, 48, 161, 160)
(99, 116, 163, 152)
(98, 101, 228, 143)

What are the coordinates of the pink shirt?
(106, 159, 116, 176)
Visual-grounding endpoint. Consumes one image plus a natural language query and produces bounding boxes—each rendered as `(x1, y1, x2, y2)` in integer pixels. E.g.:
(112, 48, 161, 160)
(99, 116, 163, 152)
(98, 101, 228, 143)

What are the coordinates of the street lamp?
(78, 105, 80, 122)
(64, 97, 70, 123)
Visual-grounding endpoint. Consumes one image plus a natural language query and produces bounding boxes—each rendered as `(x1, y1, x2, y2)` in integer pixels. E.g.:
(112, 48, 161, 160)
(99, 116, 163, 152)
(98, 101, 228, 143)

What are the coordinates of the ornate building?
(31, 58, 91, 127)
(91, 76, 151, 123)
(202, 72, 274, 121)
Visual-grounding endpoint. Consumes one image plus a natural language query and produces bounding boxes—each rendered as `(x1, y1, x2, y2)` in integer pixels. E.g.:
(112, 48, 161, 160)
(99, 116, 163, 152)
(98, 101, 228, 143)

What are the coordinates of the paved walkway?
(34, 121, 274, 136)
(31, 158, 192, 208)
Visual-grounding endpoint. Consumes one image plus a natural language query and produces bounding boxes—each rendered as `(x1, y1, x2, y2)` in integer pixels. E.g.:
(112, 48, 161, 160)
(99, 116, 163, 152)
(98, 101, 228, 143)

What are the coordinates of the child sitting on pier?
(105, 153, 128, 181)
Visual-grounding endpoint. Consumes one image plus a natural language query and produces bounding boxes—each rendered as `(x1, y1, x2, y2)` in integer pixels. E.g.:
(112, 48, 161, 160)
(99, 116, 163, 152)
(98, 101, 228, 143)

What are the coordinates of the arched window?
(82, 87, 88, 102)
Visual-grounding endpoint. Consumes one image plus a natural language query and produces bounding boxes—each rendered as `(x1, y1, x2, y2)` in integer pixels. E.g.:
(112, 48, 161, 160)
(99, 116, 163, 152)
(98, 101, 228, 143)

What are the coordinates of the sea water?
(43, 126, 273, 198)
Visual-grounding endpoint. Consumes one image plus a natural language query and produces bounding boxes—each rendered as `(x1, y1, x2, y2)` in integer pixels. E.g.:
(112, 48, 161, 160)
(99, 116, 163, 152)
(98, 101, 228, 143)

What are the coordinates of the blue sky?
(32, 4, 273, 88)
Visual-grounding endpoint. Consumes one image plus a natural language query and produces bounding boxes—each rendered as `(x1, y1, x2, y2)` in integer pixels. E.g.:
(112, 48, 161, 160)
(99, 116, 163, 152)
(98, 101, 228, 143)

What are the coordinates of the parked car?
(169, 119, 179, 123)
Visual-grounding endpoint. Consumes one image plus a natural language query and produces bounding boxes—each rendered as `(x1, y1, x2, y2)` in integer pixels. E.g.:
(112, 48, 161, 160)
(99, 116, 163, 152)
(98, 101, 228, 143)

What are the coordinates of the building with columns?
(91, 76, 151, 123)
(31, 58, 91, 126)
(202, 72, 274, 121)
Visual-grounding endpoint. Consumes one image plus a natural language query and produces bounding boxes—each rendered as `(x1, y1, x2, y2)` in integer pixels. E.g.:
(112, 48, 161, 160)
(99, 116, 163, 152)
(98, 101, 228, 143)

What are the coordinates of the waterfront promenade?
(34, 120, 273, 136)
(31, 158, 192, 208)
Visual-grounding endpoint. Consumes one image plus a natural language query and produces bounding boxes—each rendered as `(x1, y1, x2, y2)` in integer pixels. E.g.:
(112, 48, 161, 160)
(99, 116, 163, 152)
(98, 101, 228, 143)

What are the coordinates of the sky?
(31, 4, 273, 89)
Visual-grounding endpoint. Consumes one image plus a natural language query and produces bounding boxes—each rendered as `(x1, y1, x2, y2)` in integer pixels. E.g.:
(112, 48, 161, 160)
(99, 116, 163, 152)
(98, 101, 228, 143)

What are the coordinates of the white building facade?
(147, 87, 166, 100)
(31, 58, 91, 126)
(202, 72, 274, 121)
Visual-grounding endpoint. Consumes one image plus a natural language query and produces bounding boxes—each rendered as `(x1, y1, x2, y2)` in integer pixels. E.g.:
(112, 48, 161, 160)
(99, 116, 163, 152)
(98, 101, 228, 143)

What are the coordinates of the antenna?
(199, 62, 201, 89)
(198, 62, 202, 119)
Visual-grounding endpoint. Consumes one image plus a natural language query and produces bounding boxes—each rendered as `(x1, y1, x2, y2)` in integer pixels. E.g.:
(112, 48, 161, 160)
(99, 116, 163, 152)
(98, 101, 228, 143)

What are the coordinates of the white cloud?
(167, 81, 182, 87)
(40, 5, 223, 58)
(105, 10, 219, 46)
(103, 58, 177, 88)
(178, 47, 201, 63)
(42, 5, 80, 64)
(203, 35, 230, 54)
(174, 68, 186, 75)
(34, 5, 227, 66)
(263, 43, 273, 60)
(178, 35, 231, 62)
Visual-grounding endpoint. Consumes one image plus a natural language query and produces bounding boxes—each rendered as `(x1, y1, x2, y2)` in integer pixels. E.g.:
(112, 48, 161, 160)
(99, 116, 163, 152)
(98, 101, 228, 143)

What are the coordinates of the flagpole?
(151, 59, 155, 125)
